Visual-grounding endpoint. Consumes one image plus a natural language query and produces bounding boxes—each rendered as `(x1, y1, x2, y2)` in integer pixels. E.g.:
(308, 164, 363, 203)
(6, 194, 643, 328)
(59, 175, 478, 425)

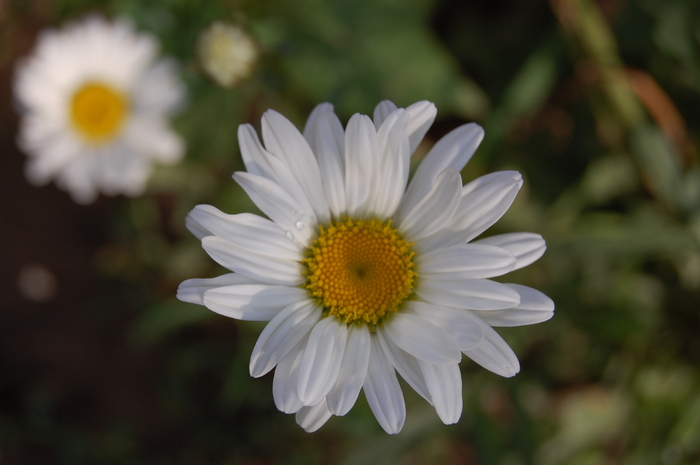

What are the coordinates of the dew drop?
(295, 221, 305, 230)
(285, 231, 294, 241)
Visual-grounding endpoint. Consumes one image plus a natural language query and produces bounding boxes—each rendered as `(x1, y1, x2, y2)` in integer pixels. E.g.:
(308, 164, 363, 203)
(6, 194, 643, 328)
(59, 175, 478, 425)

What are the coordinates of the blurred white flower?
(197, 21, 257, 88)
(178, 100, 554, 434)
(14, 16, 186, 203)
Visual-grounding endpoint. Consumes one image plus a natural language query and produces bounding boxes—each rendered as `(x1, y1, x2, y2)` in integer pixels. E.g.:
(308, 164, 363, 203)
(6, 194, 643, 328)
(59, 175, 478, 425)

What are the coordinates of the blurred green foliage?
(2, 0, 700, 464)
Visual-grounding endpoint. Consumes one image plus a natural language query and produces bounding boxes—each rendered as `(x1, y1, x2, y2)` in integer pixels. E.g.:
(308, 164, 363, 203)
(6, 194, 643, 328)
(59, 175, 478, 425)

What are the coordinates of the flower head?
(14, 16, 186, 203)
(178, 101, 554, 434)
(197, 21, 258, 88)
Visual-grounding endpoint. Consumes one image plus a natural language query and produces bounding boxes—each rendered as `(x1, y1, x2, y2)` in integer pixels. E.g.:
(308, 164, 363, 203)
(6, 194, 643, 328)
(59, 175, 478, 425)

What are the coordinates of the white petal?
(303, 103, 346, 217)
(124, 116, 183, 163)
(363, 335, 406, 434)
(233, 172, 315, 244)
(454, 171, 523, 242)
(372, 109, 410, 218)
(132, 58, 184, 115)
(297, 317, 348, 406)
(372, 100, 436, 154)
(295, 400, 333, 433)
(418, 243, 516, 279)
(176, 273, 257, 305)
(187, 205, 302, 260)
(201, 236, 303, 286)
(372, 100, 398, 128)
(202, 284, 307, 321)
(238, 125, 318, 228)
(262, 110, 331, 223)
(418, 361, 462, 424)
(474, 233, 546, 270)
(473, 284, 554, 327)
(418, 171, 523, 253)
(376, 330, 431, 403)
(396, 168, 462, 241)
(249, 300, 321, 378)
(403, 123, 483, 208)
(327, 324, 371, 416)
(406, 301, 483, 351)
(404, 100, 437, 154)
(344, 114, 380, 217)
(463, 318, 520, 377)
(273, 338, 306, 413)
(383, 313, 461, 364)
(416, 278, 520, 310)
(238, 124, 276, 178)
(21, 129, 82, 184)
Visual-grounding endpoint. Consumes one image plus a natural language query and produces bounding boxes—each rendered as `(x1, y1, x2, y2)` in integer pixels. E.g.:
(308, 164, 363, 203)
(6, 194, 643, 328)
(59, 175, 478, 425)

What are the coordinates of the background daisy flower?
(13, 16, 186, 204)
(178, 100, 554, 434)
(197, 21, 258, 88)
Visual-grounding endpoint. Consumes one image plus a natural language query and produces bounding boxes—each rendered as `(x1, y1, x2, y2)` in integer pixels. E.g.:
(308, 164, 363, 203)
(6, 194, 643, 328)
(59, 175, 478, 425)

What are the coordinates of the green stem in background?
(551, 0, 688, 214)
(480, 35, 563, 160)
(551, 0, 645, 129)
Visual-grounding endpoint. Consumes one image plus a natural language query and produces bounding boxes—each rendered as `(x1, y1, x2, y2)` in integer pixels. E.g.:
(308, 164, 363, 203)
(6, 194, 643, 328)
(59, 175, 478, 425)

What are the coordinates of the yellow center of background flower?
(70, 82, 127, 142)
(303, 218, 416, 326)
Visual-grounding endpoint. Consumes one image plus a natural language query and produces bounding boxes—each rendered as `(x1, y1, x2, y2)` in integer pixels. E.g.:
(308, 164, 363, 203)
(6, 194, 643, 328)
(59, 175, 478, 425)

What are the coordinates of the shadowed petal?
(396, 168, 462, 241)
(418, 361, 463, 424)
(377, 330, 431, 403)
(418, 243, 516, 279)
(262, 110, 330, 223)
(297, 317, 348, 406)
(273, 337, 307, 414)
(455, 171, 523, 242)
(473, 284, 554, 327)
(416, 278, 520, 310)
(372, 109, 410, 218)
(403, 123, 483, 209)
(418, 171, 523, 253)
(177, 273, 257, 305)
(364, 336, 406, 434)
(327, 324, 371, 416)
(475, 233, 546, 270)
(249, 301, 321, 378)
(295, 400, 333, 433)
(233, 172, 315, 244)
(303, 103, 346, 216)
(406, 301, 483, 351)
(463, 317, 520, 377)
(203, 284, 307, 321)
(345, 114, 380, 217)
(187, 205, 301, 260)
(383, 313, 461, 364)
(373, 100, 399, 128)
(404, 100, 437, 154)
(202, 236, 302, 286)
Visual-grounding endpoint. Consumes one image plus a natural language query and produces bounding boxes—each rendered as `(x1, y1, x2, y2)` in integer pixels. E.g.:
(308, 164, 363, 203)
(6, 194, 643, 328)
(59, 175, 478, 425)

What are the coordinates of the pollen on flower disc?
(303, 218, 417, 326)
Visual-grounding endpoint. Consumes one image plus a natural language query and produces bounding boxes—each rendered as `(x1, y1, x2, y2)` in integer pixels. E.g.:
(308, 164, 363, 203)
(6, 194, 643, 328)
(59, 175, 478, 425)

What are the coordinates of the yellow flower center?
(70, 82, 128, 143)
(303, 217, 417, 326)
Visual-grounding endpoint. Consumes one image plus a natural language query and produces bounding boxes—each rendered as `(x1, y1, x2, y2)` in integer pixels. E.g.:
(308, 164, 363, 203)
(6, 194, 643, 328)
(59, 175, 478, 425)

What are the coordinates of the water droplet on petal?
(285, 231, 294, 241)
(295, 221, 305, 230)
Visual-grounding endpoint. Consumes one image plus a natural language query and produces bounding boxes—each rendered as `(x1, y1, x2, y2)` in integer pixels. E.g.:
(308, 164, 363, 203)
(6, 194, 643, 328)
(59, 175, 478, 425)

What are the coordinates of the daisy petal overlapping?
(178, 100, 554, 434)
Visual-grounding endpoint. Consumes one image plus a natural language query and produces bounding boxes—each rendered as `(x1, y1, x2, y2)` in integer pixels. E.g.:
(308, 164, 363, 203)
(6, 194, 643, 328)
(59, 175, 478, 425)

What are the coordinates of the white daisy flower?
(178, 101, 554, 434)
(197, 21, 258, 88)
(14, 16, 186, 203)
